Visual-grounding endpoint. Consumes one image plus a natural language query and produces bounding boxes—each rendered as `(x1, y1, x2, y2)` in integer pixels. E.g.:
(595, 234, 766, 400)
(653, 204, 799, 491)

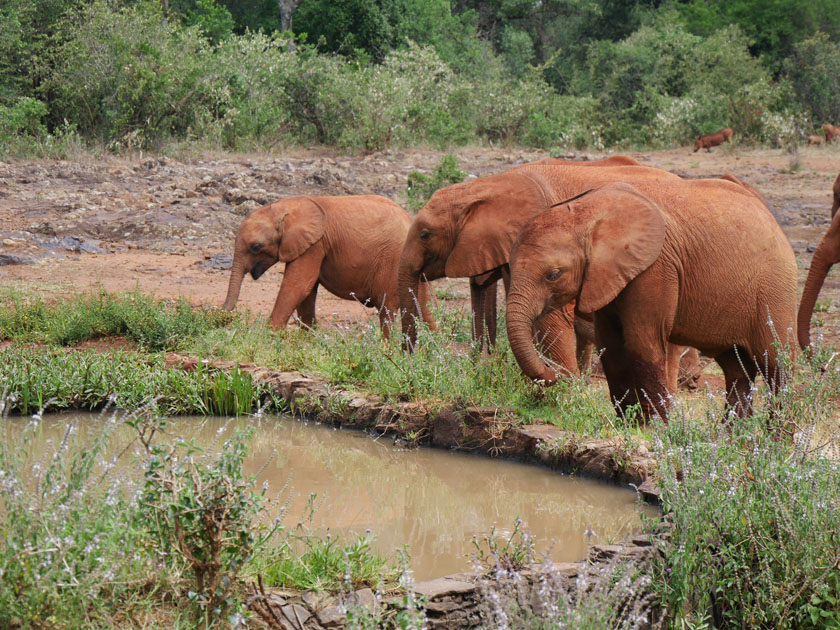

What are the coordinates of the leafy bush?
(0, 291, 233, 350)
(0, 96, 47, 147)
(405, 153, 466, 212)
(655, 409, 840, 628)
(785, 32, 840, 126)
(572, 14, 780, 146)
(0, 346, 267, 416)
(0, 407, 152, 628)
(47, 1, 223, 149)
(136, 417, 272, 622)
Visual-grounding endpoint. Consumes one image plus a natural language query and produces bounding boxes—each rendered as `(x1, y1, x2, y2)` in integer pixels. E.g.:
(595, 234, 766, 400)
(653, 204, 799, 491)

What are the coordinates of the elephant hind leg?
(716, 347, 759, 418)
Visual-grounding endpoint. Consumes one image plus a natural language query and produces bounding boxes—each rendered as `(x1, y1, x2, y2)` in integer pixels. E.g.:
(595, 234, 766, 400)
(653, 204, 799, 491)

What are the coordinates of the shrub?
(405, 153, 466, 212)
(573, 14, 781, 146)
(46, 1, 223, 149)
(785, 32, 840, 126)
(0, 96, 47, 148)
(0, 407, 152, 627)
(136, 416, 272, 622)
(654, 408, 840, 628)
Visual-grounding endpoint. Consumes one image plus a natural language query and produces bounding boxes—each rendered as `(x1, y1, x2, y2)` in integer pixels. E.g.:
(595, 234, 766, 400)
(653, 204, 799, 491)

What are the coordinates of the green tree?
(675, 0, 840, 72)
(185, 0, 234, 43)
(784, 32, 840, 125)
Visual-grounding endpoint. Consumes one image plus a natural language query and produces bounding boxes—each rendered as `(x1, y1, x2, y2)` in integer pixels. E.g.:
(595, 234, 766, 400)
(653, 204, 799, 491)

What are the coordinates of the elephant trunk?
(398, 249, 424, 349)
(506, 290, 556, 384)
(222, 256, 247, 311)
(797, 246, 834, 349)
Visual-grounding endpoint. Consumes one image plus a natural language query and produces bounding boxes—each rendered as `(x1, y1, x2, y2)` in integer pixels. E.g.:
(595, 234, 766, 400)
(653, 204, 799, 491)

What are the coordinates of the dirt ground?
(1, 143, 839, 350)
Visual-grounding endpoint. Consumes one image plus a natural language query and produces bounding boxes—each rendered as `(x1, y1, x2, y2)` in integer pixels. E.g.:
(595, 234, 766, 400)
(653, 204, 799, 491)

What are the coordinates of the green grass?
(0, 345, 271, 416)
(1, 290, 628, 436)
(254, 532, 396, 592)
(0, 290, 234, 350)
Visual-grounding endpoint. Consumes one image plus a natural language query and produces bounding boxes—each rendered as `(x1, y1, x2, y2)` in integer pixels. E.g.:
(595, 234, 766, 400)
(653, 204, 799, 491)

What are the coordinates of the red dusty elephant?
(694, 128, 733, 152)
(506, 177, 798, 420)
(222, 195, 435, 337)
(797, 172, 840, 348)
(398, 160, 683, 378)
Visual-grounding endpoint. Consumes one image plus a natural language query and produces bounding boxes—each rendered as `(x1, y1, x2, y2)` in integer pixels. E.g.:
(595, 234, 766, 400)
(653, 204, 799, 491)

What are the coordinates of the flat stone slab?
(414, 577, 476, 599)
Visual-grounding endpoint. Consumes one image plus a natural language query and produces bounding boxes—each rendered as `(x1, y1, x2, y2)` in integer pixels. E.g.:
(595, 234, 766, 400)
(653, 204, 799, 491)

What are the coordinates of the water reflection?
(7, 413, 658, 580)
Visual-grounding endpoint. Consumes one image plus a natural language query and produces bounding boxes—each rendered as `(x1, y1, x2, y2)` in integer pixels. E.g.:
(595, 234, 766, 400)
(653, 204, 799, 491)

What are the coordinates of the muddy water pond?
(15, 413, 657, 580)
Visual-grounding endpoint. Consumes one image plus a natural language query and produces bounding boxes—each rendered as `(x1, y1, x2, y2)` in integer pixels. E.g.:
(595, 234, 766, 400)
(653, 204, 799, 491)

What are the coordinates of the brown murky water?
(11, 413, 658, 580)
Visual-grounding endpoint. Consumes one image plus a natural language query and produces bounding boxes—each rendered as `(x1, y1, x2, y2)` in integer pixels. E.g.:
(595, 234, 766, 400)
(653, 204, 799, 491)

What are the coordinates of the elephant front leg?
(596, 314, 671, 422)
(470, 272, 500, 352)
(269, 245, 324, 330)
(295, 283, 319, 328)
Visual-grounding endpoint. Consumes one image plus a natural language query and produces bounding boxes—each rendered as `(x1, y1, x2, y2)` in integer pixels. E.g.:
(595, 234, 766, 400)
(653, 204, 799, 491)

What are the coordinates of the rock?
(807, 242, 818, 253)
(351, 588, 377, 612)
(302, 591, 328, 609)
(40, 236, 105, 254)
(196, 253, 234, 271)
(223, 187, 271, 206)
(414, 577, 476, 599)
(281, 603, 311, 628)
(0, 253, 33, 265)
(233, 199, 261, 216)
(588, 544, 623, 561)
(425, 599, 461, 613)
(315, 605, 346, 628)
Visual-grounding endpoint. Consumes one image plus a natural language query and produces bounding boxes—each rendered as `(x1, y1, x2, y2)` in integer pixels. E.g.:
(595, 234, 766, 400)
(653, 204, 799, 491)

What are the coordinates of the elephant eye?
(546, 269, 563, 281)
(419, 229, 432, 241)
(249, 242, 264, 254)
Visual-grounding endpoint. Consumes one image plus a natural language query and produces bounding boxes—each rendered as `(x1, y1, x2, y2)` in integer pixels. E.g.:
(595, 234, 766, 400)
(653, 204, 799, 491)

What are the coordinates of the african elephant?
(506, 177, 797, 420)
(222, 195, 435, 336)
(797, 172, 840, 348)
(398, 160, 681, 377)
(694, 128, 733, 152)
(823, 124, 840, 144)
(808, 135, 823, 146)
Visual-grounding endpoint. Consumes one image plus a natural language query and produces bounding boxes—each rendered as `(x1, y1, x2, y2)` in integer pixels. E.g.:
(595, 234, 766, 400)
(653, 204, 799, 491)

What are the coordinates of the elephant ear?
(444, 172, 548, 278)
(577, 183, 666, 314)
(277, 197, 328, 262)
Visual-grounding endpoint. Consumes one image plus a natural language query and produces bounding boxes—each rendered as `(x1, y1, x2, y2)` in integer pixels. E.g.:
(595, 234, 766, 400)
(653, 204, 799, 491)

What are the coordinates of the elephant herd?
(222, 156, 840, 423)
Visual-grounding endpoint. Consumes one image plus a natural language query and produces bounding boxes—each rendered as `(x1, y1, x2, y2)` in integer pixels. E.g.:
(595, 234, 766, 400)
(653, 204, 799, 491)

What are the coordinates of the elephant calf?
(823, 123, 840, 144)
(506, 178, 797, 421)
(694, 128, 733, 152)
(222, 195, 435, 337)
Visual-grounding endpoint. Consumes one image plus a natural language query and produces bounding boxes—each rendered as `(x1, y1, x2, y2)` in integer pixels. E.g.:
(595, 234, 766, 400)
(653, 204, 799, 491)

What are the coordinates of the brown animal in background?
(798, 173, 840, 348)
(694, 128, 733, 152)
(823, 124, 840, 143)
(222, 195, 435, 337)
(808, 135, 823, 146)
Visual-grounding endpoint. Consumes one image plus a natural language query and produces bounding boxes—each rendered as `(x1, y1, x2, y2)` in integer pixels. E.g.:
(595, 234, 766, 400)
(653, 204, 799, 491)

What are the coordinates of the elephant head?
(506, 183, 666, 382)
(222, 197, 327, 311)
(797, 173, 840, 348)
(398, 170, 549, 344)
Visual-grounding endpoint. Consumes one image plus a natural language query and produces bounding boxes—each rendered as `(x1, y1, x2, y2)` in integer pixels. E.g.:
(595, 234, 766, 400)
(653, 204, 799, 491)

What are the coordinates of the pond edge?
(166, 355, 666, 629)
